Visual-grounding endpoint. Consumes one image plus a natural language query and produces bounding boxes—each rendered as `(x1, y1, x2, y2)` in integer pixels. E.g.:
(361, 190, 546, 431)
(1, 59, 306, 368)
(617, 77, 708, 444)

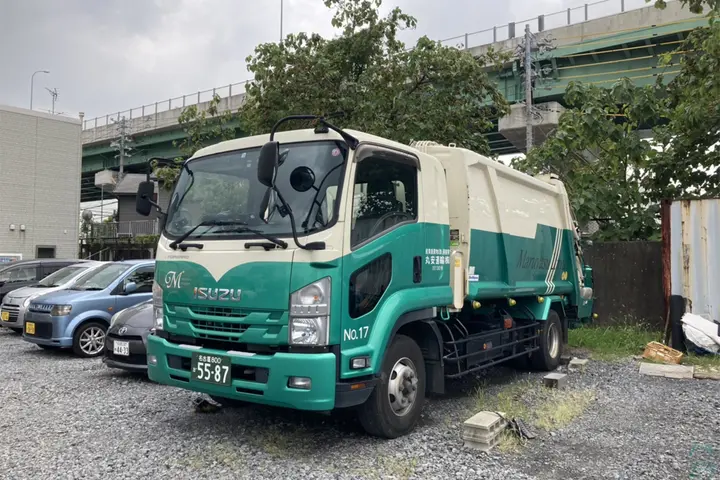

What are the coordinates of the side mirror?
(136, 181, 155, 216)
(257, 141, 279, 187)
(124, 282, 138, 295)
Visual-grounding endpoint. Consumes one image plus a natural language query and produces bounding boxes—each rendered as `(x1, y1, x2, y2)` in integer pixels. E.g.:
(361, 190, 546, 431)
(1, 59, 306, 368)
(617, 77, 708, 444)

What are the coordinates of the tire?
(72, 321, 108, 358)
(10, 328, 22, 334)
(209, 395, 247, 408)
(529, 309, 563, 371)
(357, 334, 426, 439)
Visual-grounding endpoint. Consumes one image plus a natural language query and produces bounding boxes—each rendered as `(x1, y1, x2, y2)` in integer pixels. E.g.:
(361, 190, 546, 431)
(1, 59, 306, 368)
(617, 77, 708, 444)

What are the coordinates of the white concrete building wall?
(0, 105, 82, 260)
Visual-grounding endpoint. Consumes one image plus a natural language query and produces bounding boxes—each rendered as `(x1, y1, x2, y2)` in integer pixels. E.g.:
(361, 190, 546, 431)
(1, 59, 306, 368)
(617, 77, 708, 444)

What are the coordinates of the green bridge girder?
(81, 16, 708, 202)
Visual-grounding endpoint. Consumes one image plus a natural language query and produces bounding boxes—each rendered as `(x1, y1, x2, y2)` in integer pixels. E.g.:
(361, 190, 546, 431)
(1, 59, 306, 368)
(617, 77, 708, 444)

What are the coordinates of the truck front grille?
(190, 319, 248, 334)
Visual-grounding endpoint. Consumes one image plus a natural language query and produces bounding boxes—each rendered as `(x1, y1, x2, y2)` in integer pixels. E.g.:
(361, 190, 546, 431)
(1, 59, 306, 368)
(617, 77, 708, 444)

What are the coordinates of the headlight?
(152, 280, 164, 330)
(50, 305, 72, 316)
(289, 277, 330, 346)
(23, 297, 33, 308)
(110, 312, 120, 327)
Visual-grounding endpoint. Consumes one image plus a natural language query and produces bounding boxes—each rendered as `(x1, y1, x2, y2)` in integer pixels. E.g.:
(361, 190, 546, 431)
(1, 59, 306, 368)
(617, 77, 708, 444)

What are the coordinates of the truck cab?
(138, 119, 593, 438)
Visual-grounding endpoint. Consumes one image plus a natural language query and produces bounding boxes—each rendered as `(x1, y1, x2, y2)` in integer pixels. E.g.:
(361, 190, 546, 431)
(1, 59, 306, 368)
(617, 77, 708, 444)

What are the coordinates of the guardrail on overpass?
(81, 0, 656, 141)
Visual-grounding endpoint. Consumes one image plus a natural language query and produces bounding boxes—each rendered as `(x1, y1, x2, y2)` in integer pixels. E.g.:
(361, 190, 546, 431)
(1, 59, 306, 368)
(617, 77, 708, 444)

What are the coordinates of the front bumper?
(104, 333, 148, 372)
(147, 334, 340, 411)
(21, 312, 72, 348)
(0, 301, 27, 328)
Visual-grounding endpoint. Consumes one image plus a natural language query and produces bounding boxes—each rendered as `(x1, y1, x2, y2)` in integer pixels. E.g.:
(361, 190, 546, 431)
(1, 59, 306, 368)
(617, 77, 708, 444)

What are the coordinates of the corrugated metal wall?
(669, 199, 720, 324)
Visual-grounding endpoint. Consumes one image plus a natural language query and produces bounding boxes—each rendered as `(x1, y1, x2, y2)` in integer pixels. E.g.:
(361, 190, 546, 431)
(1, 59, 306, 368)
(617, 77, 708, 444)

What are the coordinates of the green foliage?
(512, 80, 664, 241)
(515, 2, 720, 241)
(134, 234, 160, 246)
(154, 94, 238, 187)
(241, 0, 508, 155)
(654, 0, 720, 14)
(568, 324, 662, 360)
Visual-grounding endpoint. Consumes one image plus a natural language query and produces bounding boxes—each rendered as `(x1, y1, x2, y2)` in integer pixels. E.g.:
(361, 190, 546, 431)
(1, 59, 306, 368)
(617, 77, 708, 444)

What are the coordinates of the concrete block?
(569, 358, 589, 370)
(639, 362, 694, 379)
(543, 372, 567, 389)
(693, 366, 720, 380)
(462, 411, 507, 453)
(559, 355, 573, 366)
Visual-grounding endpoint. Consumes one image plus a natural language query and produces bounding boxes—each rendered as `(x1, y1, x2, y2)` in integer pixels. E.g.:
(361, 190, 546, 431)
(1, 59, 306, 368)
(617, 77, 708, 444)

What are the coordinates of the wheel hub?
(387, 357, 418, 417)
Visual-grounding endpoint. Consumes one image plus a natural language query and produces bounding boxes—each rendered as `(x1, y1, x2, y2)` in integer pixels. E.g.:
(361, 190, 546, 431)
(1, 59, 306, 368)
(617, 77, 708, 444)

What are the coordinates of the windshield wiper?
(220, 226, 288, 249)
(168, 219, 237, 250)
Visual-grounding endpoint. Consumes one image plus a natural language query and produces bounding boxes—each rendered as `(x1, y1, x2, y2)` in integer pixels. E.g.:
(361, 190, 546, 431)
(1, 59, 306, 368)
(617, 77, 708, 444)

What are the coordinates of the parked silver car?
(0, 261, 104, 333)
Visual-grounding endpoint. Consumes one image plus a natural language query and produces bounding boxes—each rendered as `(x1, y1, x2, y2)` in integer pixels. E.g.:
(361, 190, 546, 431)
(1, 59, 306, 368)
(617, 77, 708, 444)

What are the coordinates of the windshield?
(70, 263, 131, 291)
(37, 265, 89, 287)
(164, 141, 348, 239)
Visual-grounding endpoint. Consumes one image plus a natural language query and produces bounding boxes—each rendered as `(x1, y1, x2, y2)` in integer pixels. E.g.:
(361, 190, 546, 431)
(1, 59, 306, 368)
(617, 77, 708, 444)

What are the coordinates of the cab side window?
(123, 266, 155, 294)
(351, 157, 418, 247)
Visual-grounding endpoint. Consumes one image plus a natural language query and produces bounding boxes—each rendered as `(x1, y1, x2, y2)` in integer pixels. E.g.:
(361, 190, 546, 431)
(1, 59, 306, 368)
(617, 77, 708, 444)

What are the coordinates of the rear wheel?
(529, 309, 563, 371)
(72, 322, 107, 358)
(357, 334, 426, 439)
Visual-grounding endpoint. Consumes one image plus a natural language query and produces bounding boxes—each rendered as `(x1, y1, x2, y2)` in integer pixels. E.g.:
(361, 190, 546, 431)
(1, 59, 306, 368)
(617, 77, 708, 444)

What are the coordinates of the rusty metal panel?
(670, 199, 720, 323)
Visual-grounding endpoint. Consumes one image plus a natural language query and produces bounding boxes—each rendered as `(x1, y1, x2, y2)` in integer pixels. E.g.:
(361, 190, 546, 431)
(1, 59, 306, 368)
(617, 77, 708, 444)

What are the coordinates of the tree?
(241, 0, 508, 155)
(514, 0, 720, 241)
(654, 0, 719, 14)
(512, 80, 664, 241)
(153, 94, 238, 187)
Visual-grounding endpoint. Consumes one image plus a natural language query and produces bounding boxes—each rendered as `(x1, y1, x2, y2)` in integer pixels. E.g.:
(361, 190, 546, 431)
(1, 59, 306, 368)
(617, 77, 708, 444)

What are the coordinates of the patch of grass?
(568, 323, 662, 360)
(476, 381, 596, 439)
(683, 353, 720, 368)
(534, 390, 596, 430)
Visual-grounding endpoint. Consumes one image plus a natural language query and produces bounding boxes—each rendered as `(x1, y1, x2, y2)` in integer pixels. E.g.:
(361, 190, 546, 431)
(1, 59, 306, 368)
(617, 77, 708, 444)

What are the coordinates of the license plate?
(191, 352, 232, 386)
(25, 322, 35, 335)
(113, 340, 130, 356)
(0, 311, 8, 322)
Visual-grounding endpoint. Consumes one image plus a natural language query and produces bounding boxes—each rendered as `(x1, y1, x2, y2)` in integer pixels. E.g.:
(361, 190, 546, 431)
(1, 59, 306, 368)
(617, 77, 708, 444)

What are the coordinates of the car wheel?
(357, 334, 425, 439)
(72, 322, 108, 358)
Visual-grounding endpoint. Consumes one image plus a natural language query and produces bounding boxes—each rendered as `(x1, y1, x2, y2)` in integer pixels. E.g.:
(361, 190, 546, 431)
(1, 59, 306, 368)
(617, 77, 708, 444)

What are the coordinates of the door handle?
(413, 256, 422, 284)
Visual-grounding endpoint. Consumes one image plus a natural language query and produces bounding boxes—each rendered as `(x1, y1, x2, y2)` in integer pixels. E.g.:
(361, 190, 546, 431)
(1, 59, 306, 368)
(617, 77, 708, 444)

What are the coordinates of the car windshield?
(37, 265, 89, 288)
(164, 140, 348, 239)
(70, 263, 132, 291)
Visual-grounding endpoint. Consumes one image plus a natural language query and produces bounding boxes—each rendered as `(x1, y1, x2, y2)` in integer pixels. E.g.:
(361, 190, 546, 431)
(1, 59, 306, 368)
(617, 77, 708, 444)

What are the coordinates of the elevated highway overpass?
(81, 0, 706, 202)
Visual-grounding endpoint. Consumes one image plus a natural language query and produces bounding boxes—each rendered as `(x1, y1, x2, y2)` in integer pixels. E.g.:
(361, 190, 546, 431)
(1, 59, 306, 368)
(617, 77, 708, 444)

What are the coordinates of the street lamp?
(30, 70, 50, 110)
(280, 0, 284, 42)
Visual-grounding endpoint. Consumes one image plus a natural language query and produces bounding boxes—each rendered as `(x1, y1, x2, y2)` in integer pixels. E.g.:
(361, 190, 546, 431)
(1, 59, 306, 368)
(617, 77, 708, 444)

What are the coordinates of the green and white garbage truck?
(136, 116, 594, 438)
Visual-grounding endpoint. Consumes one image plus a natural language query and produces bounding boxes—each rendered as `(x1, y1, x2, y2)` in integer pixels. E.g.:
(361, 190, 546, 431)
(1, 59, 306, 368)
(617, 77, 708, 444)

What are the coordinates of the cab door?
(339, 145, 426, 378)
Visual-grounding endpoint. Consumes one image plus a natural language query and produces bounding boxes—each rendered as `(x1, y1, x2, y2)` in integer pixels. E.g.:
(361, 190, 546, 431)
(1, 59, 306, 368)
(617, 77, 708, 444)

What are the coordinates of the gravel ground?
(1, 327, 719, 480)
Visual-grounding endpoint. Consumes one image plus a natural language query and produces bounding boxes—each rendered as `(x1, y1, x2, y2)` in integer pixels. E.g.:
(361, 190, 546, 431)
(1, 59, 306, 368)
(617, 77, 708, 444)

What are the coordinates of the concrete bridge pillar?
(498, 101, 565, 152)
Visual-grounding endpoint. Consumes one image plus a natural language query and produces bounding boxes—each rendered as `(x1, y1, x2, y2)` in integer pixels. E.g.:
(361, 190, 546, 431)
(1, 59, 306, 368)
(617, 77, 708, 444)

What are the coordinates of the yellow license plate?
(25, 322, 35, 335)
(0, 311, 8, 322)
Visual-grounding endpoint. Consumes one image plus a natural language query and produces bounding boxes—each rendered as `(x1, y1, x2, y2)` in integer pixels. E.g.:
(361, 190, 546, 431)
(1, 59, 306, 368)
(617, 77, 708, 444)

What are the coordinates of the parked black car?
(103, 299, 153, 373)
(0, 259, 86, 304)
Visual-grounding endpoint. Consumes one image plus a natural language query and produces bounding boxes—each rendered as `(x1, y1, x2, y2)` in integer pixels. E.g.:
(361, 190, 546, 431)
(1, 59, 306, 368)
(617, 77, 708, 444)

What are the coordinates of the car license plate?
(191, 352, 231, 386)
(25, 322, 35, 335)
(113, 340, 130, 356)
(0, 311, 8, 322)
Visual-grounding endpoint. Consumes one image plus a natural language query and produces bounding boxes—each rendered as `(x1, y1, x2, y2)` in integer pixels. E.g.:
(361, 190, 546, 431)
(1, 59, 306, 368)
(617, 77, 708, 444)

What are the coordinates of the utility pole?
(524, 24, 533, 154)
(110, 116, 134, 178)
(280, 0, 284, 42)
(45, 87, 58, 114)
(516, 25, 555, 155)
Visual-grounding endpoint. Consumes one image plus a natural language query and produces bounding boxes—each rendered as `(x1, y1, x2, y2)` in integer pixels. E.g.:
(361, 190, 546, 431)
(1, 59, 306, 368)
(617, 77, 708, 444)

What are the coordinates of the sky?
(0, 0, 631, 120)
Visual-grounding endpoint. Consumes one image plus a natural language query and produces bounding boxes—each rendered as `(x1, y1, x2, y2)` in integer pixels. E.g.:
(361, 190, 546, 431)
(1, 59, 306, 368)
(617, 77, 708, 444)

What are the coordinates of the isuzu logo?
(193, 287, 242, 302)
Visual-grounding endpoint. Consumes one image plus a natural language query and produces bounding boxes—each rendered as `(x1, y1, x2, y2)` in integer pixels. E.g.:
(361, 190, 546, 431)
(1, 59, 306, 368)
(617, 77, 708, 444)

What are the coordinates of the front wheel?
(529, 309, 563, 371)
(357, 334, 426, 439)
(72, 322, 107, 358)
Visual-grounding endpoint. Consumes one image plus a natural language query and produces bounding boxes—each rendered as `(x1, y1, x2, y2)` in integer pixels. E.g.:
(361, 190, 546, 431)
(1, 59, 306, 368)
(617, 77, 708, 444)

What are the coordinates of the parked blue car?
(22, 260, 156, 357)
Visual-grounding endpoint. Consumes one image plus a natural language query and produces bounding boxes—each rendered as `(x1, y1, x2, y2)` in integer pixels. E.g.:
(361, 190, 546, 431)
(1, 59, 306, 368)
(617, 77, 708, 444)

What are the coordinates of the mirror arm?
(274, 188, 325, 251)
(142, 195, 166, 217)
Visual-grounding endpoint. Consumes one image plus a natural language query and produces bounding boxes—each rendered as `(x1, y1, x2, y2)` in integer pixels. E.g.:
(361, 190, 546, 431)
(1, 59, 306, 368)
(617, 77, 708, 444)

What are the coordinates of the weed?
(568, 324, 662, 360)
(534, 390, 596, 430)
